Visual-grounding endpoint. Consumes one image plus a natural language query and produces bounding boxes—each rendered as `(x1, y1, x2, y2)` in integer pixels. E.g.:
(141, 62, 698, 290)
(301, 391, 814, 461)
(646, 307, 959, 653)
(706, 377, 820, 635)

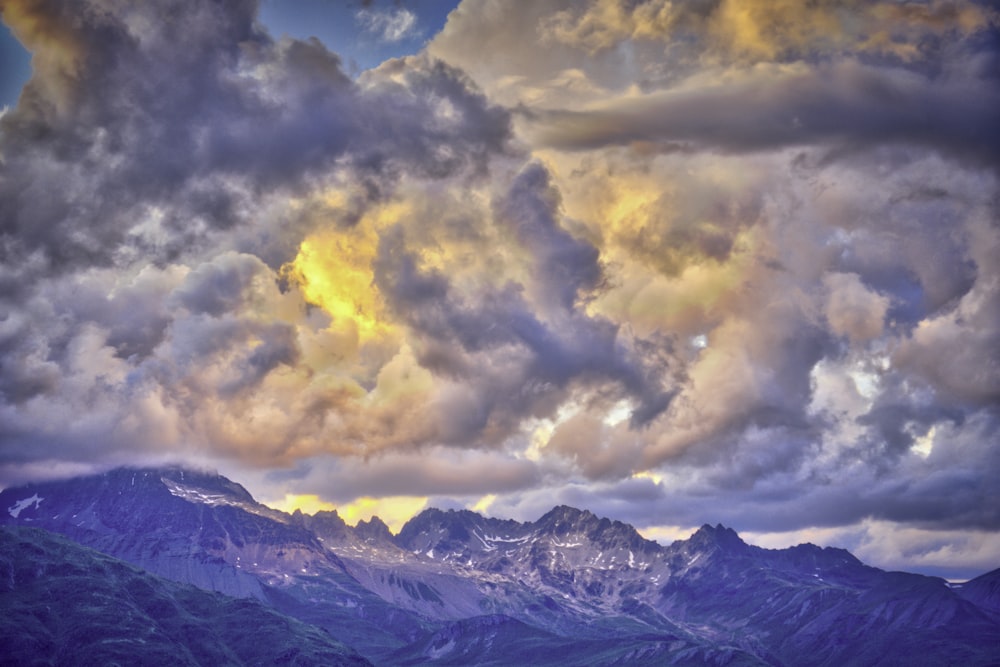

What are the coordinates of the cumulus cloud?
(823, 272, 890, 343)
(0, 0, 509, 285)
(423, 0, 1000, 577)
(1, 0, 998, 579)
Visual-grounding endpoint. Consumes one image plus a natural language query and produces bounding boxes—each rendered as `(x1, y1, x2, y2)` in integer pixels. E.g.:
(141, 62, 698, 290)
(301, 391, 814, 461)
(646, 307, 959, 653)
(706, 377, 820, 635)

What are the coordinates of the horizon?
(1, 0, 998, 586)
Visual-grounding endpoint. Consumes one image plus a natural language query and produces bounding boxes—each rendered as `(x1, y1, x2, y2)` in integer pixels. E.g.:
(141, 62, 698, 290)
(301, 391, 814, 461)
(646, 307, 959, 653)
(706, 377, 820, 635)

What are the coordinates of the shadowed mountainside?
(0, 525, 371, 666)
(2, 467, 999, 666)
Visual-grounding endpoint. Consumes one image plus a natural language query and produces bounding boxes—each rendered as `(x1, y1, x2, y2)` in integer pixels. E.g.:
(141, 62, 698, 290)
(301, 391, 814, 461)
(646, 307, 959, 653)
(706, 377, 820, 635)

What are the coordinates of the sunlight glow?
(470, 493, 497, 515)
(635, 524, 694, 545)
(337, 495, 428, 533)
(604, 399, 633, 426)
(912, 425, 935, 459)
(267, 493, 338, 516)
(282, 197, 413, 343)
(632, 470, 664, 484)
(283, 233, 389, 341)
(264, 493, 428, 533)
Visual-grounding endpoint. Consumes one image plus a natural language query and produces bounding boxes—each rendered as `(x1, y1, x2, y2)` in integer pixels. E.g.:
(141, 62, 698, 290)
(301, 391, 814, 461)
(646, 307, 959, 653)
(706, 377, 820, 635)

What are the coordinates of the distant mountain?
(0, 525, 371, 666)
(0, 467, 429, 657)
(956, 568, 1000, 617)
(3, 466, 999, 666)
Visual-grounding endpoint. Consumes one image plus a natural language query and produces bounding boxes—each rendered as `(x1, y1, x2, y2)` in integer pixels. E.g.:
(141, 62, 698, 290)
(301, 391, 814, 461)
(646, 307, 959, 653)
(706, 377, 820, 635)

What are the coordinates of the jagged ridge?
(2, 466, 999, 666)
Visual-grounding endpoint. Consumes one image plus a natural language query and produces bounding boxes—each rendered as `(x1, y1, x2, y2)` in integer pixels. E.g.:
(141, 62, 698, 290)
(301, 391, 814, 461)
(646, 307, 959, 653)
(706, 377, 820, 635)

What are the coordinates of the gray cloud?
(260, 449, 541, 501)
(525, 60, 1000, 166)
(484, 407, 1000, 540)
(372, 162, 677, 444)
(0, 0, 511, 285)
(494, 163, 603, 310)
(1, 0, 998, 581)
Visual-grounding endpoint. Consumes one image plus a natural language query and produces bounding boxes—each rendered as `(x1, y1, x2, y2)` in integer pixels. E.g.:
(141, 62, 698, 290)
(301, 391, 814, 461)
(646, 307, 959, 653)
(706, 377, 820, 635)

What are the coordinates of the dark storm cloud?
(823, 174, 981, 329)
(356, 56, 511, 180)
(372, 162, 676, 445)
(219, 322, 300, 397)
(486, 406, 1000, 538)
(856, 400, 965, 462)
(699, 409, 999, 533)
(494, 163, 603, 310)
(0, 0, 510, 282)
(1, 0, 998, 580)
(527, 59, 1000, 166)
(1, 0, 266, 271)
(263, 450, 541, 501)
(170, 252, 268, 317)
(0, 0, 519, 466)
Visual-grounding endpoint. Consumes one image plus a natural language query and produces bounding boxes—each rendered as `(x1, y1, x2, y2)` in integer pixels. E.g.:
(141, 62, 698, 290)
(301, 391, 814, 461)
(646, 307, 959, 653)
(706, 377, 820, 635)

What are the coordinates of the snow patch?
(160, 477, 276, 521)
(428, 639, 455, 659)
(482, 533, 532, 544)
(162, 478, 231, 506)
(473, 530, 497, 552)
(551, 540, 582, 548)
(8, 494, 43, 518)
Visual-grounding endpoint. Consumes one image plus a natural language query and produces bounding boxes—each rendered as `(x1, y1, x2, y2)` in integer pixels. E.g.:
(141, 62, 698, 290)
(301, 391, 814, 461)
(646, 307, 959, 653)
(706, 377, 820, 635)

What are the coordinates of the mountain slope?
(0, 525, 371, 666)
(956, 567, 1000, 616)
(0, 467, 429, 656)
(386, 613, 769, 667)
(385, 507, 1000, 665)
(3, 466, 999, 666)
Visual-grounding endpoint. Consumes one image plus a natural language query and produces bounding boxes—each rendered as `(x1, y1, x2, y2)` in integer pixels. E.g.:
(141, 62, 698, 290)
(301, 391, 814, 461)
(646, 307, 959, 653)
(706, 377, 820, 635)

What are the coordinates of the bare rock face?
(3, 466, 999, 666)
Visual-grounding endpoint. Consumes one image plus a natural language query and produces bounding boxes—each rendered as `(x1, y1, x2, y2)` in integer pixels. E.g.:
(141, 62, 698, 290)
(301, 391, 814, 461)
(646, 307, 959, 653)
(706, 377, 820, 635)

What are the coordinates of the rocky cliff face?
(3, 466, 999, 666)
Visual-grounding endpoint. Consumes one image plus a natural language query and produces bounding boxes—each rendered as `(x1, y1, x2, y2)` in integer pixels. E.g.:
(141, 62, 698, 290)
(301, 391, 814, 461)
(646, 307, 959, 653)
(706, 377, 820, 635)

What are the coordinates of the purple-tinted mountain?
(0, 525, 372, 666)
(956, 567, 1000, 617)
(0, 467, 428, 656)
(2, 467, 999, 666)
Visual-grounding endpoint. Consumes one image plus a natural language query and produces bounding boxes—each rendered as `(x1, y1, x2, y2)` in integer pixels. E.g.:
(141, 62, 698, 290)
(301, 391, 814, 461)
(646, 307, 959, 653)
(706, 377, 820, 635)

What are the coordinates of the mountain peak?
(687, 523, 749, 554)
(3, 468, 999, 666)
(545, 504, 591, 519)
(355, 516, 393, 543)
(395, 507, 486, 552)
(298, 509, 351, 542)
(400, 507, 486, 532)
(535, 505, 594, 532)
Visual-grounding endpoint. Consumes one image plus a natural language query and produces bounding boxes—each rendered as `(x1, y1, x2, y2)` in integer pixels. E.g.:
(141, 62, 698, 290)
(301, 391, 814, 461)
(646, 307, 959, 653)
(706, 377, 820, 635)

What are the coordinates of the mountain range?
(2, 467, 998, 666)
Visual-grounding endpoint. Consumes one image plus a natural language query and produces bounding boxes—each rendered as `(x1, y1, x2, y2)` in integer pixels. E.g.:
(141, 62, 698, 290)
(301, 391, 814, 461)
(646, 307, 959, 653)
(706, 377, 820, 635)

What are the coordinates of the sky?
(0, 0, 997, 581)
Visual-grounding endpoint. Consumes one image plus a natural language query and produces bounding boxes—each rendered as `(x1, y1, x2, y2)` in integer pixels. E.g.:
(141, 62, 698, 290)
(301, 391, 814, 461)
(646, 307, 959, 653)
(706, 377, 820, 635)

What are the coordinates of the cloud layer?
(1, 0, 997, 578)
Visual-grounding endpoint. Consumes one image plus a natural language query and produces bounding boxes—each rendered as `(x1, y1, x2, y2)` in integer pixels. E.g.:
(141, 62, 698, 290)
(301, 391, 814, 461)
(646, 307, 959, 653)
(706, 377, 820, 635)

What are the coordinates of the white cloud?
(357, 7, 418, 43)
